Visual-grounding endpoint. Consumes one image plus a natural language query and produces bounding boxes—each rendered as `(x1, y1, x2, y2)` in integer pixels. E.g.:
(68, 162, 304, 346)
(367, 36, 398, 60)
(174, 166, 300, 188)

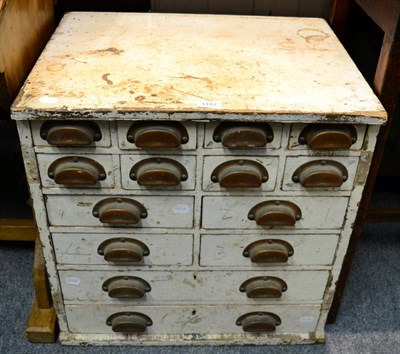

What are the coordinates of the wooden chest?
(12, 12, 386, 345)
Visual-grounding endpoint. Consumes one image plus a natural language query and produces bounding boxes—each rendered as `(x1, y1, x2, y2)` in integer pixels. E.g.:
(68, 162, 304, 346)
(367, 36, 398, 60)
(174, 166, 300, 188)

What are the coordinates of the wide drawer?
(65, 304, 320, 334)
(46, 195, 194, 228)
(60, 270, 329, 303)
(52, 233, 193, 266)
(200, 234, 338, 266)
(202, 196, 348, 229)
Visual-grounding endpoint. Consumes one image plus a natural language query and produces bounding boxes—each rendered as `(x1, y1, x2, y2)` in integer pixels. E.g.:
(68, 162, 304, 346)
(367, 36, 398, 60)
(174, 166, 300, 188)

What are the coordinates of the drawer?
(37, 154, 115, 188)
(202, 196, 348, 229)
(202, 156, 278, 192)
(31, 121, 111, 147)
(200, 234, 338, 266)
(288, 123, 366, 151)
(282, 156, 359, 191)
(60, 270, 329, 303)
(46, 195, 194, 228)
(65, 304, 320, 334)
(117, 121, 197, 150)
(120, 155, 196, 190)
(52, 233, 193, 266)
(204, 122, 282, 150)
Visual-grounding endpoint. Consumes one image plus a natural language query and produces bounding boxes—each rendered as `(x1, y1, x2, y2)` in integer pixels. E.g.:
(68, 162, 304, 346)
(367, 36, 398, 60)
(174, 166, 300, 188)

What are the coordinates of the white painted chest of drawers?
(12, 12, 386, 345)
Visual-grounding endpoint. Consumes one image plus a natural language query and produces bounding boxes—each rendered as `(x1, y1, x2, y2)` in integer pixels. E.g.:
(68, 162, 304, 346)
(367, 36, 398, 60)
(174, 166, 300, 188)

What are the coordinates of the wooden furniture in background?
(328, 0, 400, 322)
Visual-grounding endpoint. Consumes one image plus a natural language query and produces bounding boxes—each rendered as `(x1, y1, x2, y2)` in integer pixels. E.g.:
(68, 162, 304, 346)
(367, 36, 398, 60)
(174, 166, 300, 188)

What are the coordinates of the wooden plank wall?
(151, 0, 331, 18)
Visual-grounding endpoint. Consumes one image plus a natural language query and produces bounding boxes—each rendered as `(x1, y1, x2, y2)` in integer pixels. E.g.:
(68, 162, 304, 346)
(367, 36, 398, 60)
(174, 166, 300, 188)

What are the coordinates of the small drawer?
(288, 123, 366, 151)
(65, 304, 320, 335)
(37, 154, 115, 188)
(203, 156, 278, 192)
(31, 121, 111, 147)
(60, 270, 328, 303)
(204, 122, 282, 150)
(46, 195, 194, 228)
(121, 155, 196, 190)
(282, 156, 359, 191)
(52, 233, 193, 266)
(202, 196, 348, 229)
(200, 234, 338, 267)
(117, 121, 197, 150)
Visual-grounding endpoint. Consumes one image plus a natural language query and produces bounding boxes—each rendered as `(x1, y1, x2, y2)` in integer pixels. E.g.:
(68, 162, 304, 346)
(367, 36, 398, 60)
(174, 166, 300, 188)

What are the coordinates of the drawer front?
(52, 233, 193, 266)
(202, 196, 348, 229)
(60, 270, 329, 303)
(117, 121, 197, 150)
(66, 304, 320, 334)
(37, 154, 115, 188)
(120, 154, 197, 190)
(200, 234, 338, 266)
(282, 156, 359, 191)
(204, 122, 282, 150)
(31, 121, 111, 147)
(46, 195, 194, 228)
(288, 123, 366, 151)
(202, 156, 278, 192)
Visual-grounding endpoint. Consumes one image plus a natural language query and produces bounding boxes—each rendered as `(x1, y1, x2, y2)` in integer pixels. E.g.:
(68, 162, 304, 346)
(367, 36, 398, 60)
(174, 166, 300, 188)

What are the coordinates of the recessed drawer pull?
(47, 156, 106, 186)
(97, 238, 150, 263)
(239, 276, 287, 298)
(211, 159, 268, 188)
(292, 160, 348, 187)
(92, 198, 147, 225)
(236, 312, 281, 333)
(248, 200, 301, 226)
(106, 312, 152, 333)
(298, 124, 357, 150)
(213, 122, 273, 148)
(243, 239, 294, 263)
(126, 121, 189, 148)
(130, 157, 188, 186)
(40, 121, 102, 146)
(102, 276, 151, 299)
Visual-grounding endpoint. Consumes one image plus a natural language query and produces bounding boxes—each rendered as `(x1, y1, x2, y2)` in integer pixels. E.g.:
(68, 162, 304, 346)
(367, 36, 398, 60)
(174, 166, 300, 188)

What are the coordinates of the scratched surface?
(12, 12, 386, 122)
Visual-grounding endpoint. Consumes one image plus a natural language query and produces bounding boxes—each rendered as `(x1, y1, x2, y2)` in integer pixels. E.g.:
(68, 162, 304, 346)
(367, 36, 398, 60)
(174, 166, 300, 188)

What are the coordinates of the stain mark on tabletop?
(297, 28, 329, 44)
(91, 47, 124, 55)
(102, 73, 113, 85)
(135, 95, 146, 102)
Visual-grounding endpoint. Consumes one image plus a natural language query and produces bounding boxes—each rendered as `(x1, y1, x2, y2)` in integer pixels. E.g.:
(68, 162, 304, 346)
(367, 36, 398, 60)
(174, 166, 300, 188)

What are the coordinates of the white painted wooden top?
(12, 12, 386, 123)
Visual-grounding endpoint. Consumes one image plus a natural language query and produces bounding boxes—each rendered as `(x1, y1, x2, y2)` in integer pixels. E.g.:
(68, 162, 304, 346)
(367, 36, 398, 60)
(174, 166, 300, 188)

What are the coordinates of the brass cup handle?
(130, 157, 188, 187)
(213, 122, 273, 148)
(243, 239, 294, 263)
(127, 121, 189, 148)
(106, 312, 152, 333)
(102, 276, 151, 299)
(210, 159, 268, 188)
(92, 198, 147, 225)
(239, 276, 287, 298)
(98, 238, 150, 263)
(47, 156, 106, 186)
(236, 312, 281, 333)
(248, 200, 302, 226)
(40, 121, 102, 146)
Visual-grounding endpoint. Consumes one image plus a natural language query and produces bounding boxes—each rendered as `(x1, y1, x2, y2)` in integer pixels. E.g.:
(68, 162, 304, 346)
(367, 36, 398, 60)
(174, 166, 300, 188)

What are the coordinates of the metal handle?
(213, 122, 273, 148)
(98, 238, 150, 264)
(47, 156, 106, 186)
(40, 121, 102, 146)
(102, 276, 151, 299)
(292, 160, 348, 187)
(92, 198, 147, 225)
(106, 312, 152, 333)
(243, 239, 294, 263)
(127, 121, 189, 148)
(130, 157, 188, 186)
(236, 312, 281, 333)
(298, 124, 357, 150)
(211, 159, 268, 188)
(239, 276, 287, 298)
(248, 200, 302, 226)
